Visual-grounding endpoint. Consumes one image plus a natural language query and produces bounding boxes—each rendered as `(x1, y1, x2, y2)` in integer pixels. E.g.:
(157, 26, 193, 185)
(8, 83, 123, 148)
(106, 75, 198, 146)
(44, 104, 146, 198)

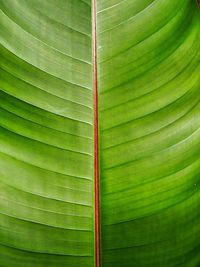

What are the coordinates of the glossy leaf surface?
(0, 0, 200, 266)
(97, 0, 200, 266)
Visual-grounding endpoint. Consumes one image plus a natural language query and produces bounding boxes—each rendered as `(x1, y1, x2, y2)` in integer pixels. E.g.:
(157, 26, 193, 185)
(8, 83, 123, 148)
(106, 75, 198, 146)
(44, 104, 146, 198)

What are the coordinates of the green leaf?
(97, 0, 200, 266)
(0, 0, 200, 266)
(0, 0, 94, 266)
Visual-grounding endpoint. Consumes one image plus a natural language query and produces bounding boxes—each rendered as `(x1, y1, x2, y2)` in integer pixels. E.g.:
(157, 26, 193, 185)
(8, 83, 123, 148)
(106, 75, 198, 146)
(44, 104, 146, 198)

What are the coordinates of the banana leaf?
(97, 1, 200, 266)
(0, 0, 199, 266)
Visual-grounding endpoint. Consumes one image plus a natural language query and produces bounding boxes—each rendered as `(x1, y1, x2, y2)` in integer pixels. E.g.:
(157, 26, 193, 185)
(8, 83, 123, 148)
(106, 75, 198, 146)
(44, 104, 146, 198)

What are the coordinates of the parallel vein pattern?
(0, 1, 94, 266)
(97, 0, 200, 266)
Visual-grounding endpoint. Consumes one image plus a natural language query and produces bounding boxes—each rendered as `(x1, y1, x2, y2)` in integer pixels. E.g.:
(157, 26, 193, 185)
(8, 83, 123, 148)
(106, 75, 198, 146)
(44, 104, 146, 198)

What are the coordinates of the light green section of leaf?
(0, 0, 94, 266)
